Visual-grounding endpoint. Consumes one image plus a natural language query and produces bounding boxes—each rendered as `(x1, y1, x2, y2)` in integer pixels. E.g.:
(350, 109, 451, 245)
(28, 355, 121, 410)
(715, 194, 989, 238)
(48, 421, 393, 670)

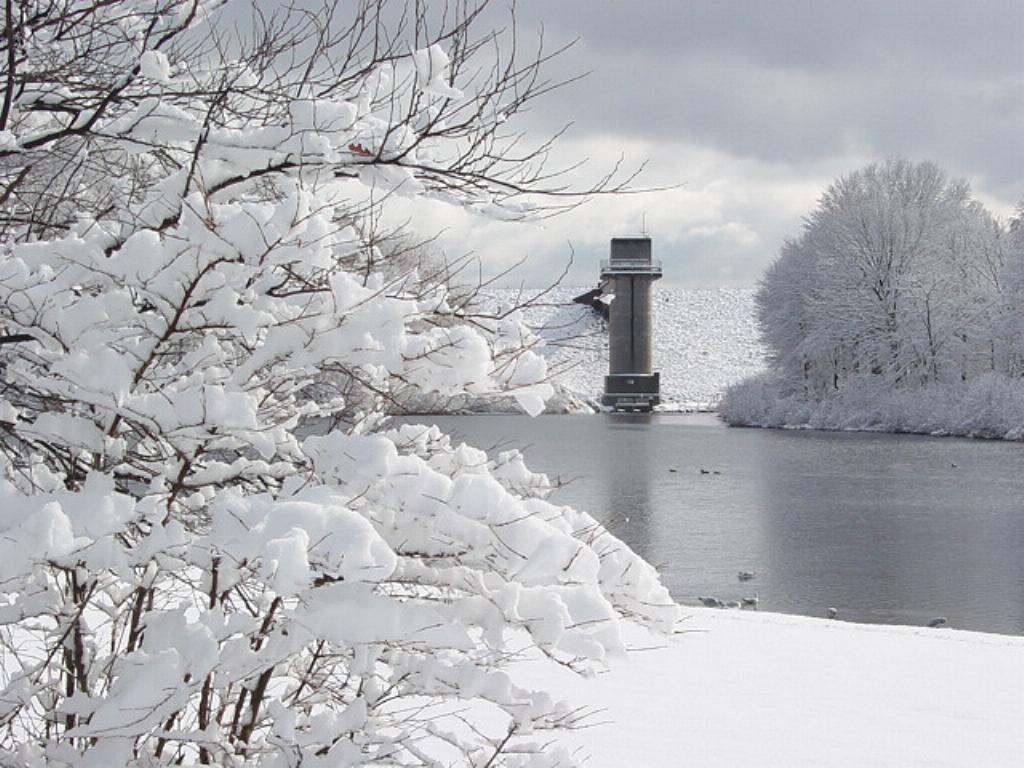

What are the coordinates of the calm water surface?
(406, 413, 1024, 635)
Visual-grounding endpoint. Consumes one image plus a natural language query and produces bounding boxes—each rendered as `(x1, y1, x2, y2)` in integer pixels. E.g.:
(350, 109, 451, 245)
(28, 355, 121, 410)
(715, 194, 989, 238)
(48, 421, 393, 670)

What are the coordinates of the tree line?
(723, 159, 1024, 437)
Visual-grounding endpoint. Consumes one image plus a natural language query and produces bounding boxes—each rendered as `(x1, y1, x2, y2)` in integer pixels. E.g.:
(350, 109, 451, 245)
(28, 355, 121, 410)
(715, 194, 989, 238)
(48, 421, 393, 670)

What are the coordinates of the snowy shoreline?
(723, 418, 1024, 443)
(720, 373, 1024, 442)
(516, 609, 1024, 767)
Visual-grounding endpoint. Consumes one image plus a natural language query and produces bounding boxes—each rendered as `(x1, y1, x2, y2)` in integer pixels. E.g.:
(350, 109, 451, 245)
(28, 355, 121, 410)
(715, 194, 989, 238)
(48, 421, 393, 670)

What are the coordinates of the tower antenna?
(641, 212, 648, 237)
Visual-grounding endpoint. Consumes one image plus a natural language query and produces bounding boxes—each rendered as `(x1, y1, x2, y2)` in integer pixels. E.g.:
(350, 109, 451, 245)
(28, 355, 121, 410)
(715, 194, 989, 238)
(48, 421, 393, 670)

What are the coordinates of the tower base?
(602, 373, 660, 412)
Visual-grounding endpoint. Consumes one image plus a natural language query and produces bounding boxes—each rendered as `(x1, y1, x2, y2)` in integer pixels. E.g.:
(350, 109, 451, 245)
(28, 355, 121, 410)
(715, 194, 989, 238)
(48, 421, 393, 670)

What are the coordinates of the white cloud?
(375, 136, 850, 288)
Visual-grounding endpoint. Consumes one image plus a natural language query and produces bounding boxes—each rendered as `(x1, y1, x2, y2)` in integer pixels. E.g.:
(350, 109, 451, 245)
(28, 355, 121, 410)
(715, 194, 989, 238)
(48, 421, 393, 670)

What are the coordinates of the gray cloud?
(445, 1, 1023, 287)
(189, 1, 1024, 287)
(517, 1, 1024, 166)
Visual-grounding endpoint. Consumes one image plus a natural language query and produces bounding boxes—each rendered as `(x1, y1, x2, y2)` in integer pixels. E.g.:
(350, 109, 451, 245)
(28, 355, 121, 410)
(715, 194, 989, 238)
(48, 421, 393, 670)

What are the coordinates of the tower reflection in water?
(599, 413, 654, 565)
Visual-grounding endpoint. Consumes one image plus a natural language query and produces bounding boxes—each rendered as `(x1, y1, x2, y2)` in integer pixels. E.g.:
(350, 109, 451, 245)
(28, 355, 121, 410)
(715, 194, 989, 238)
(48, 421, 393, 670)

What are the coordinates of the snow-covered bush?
(0, 2, 674, 764)
(722, 372, 1024, 440)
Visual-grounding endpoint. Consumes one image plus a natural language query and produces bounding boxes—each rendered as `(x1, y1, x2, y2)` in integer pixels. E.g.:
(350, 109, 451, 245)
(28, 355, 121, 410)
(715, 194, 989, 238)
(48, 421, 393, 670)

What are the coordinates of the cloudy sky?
(401, 0, 1024, 287)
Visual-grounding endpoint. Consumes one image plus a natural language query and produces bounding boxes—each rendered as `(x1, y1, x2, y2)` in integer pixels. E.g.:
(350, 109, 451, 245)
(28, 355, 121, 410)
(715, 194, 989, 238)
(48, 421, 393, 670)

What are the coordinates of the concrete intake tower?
(601, 237, 663, 411)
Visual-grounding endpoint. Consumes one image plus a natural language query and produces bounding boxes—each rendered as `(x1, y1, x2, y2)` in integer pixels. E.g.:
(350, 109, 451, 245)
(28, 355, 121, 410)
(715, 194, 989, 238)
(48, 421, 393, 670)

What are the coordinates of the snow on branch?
(0, 1, 675, 765)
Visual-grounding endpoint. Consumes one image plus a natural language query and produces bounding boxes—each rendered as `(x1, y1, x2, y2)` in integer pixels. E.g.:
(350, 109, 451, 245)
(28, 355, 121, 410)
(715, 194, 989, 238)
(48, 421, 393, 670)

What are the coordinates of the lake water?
(403, 413, 1024, 635)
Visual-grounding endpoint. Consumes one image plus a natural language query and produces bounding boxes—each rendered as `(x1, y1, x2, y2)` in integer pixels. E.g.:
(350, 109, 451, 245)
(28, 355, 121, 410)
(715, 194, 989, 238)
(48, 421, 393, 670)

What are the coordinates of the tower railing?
(599, 258, 663, 276)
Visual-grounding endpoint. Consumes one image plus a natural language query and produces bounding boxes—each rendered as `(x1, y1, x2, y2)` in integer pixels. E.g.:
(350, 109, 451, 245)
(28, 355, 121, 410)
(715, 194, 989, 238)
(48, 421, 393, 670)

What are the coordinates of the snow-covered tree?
(997, 202, 1024, 376)
(0, 2, 675, 765)
(721, 160, 1024, 439)
(753, 160, 1005, 393)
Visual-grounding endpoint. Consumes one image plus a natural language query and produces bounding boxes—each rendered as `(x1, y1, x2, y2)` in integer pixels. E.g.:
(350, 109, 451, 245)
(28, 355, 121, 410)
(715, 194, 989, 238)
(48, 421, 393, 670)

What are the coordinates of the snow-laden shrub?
(0, 2, 669, 765)
(721, 373, 1024, 440)
(0, 428, 673, 766)
(951, 374, 1024, 439)
(717, 372, 811, 428)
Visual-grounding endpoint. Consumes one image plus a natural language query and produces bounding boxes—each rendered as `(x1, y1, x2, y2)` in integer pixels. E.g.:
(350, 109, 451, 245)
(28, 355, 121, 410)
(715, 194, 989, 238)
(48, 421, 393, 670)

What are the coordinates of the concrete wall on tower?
(601, 238, 663, 411)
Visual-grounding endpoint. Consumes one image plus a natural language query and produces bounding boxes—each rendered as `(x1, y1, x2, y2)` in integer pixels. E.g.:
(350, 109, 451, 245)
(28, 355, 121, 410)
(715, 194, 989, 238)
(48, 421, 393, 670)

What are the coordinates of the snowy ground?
(516, 610, 1024, 767)
(488, 286, 765, 410)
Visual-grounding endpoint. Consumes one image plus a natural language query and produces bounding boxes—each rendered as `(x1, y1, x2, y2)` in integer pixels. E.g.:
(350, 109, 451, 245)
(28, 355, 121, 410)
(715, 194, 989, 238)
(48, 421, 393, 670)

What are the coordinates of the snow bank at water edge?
(721, 372, 1024, 441)
(514, 610, 1024, 767)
